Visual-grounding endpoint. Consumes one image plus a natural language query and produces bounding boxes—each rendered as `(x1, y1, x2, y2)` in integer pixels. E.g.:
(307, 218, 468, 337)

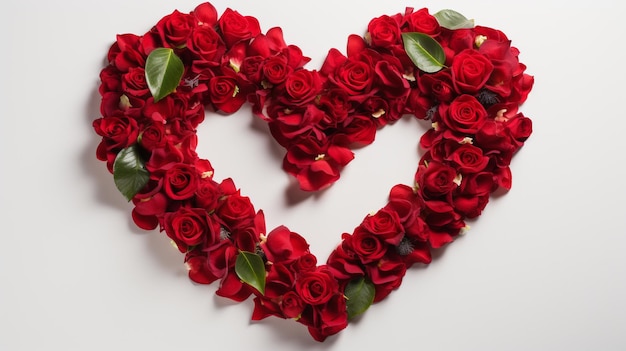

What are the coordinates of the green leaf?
(344, 277, 375, 319)
(402, 32, 446, 73)
(433, 9, 475, 30)
(113, 145, 149, 201)
(235, 251, 266, 295)
(145, 48, 184, 102)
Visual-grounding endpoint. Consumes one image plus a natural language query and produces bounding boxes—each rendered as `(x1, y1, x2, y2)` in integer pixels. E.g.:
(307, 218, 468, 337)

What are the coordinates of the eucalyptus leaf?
(145, 48, 184, 102)
(433, 9, 475, 30)
(235, 251, 266, 295)
(402, 32, 446, 73)
(113, 145, 149, 201)
(345, 277, 375, 319)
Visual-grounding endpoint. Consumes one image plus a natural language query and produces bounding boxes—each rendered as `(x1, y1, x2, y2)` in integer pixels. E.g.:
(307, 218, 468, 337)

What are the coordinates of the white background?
(1, 0, 625, 350)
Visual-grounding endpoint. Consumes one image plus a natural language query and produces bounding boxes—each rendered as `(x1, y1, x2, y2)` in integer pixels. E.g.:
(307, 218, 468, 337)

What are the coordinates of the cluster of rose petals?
(93, 3, 533, 341)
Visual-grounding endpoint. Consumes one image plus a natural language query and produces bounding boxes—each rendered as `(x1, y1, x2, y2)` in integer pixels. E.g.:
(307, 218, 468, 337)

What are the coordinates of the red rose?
(121, 67, 149, 98)
(194, 177, 222, 212)
(326, 235, 364, 280)
(218, 8, 261, 47)
(351, 227, 388, 264)
(451, 49, 494, 94)
(163, 163, 198, 200)
(187, 26, 225, 62)
(215, 184, 256, 230)
(419, 70, 455, 103)
(280, 291, 305, 319)
(329, 57, 374, 98)
(93, 115, 139, 168)
(295, 267, 339, 305)
(262, 225, 309, 264)
(367, 15, 401, 48)
(335, 114, 377, 147)
(262, 55, 292, 85)
(448, 143, 490, 173)
(163, 207, 217, 252)
(361, 208, 404, 245)
(441, 95, 488, 134)
(207, 75, 247, 113)
(404, 8, 441, 36)
(155, 10, 195, 48)
(416, 160, 458, 199)
(280, 69, 323, 106)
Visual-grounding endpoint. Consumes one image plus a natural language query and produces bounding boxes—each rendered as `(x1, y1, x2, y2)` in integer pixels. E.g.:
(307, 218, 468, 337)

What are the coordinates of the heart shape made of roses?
(93, 2, 534, 342)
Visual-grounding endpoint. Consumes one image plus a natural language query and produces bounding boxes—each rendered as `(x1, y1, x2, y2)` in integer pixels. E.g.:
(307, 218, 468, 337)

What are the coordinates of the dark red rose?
(107, 34, 145, 72)
(419, 70, 455, 103)
(281, 291, 305, 319)
(163, 207, 218, 252)
(416, 160, 458, 199)
(451, 49, 494, 94)
(155, 10, 195, 48)
(448, 143, 490, 173)
(351, 227, 388, 264)
(93, 115, 139, 168)
(335, 114, 377, 147)
(361, 208, 404, 245)
(261, 225, 309, 264)
(404, 8, 441, 36)
(185, 249, 219, 284)
(441, 95, 488, 134)
(187, 25, 225, 62)
(163, 163, 198, 200)
(295, 267, 339, 305)
(367, 15, 401, 48)
(194, 177, 221, 212)
(138, 121, 166, 151)
(218, 8, 261, 47)
(326, 234, 364, 280)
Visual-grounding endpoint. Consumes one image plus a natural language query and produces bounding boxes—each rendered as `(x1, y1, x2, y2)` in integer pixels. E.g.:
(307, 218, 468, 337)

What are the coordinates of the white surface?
(1, 0, 625, 350)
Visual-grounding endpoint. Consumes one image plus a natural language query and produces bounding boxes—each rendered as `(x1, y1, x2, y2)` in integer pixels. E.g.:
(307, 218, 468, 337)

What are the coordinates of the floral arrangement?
(93, 2, 533, 341)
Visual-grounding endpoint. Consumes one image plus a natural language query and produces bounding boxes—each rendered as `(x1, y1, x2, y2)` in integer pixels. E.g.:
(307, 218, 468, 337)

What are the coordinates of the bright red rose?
(303, 294, 348, 342)
(404, 8, 441, 36)
(367, 259, 407, 302)
(187, 25, 225, 62)
(215, 185, 256, 230)
(121, 67, 149, 98)
(335, 114, 377, 147)
(163, 163, 198, 200)
(441, 94, 488, 134)
(448, 143, 490, 173)
(155, 10, 195, 48)
(163, 207, 218, 252)
(367, 15, 401, 48)
(93, 115, 139, 166)
(262, 55, 292, 84)
(420, 70, 455, 103)
(207, 75, 247, 113)
(280, 69, 323, 106)
(295, 267, 339, 305)
(451, 49, 494, 94)
(328, 57, 375, 100)
(361, 208, 404, 245)
(218, 8, 261, 47)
